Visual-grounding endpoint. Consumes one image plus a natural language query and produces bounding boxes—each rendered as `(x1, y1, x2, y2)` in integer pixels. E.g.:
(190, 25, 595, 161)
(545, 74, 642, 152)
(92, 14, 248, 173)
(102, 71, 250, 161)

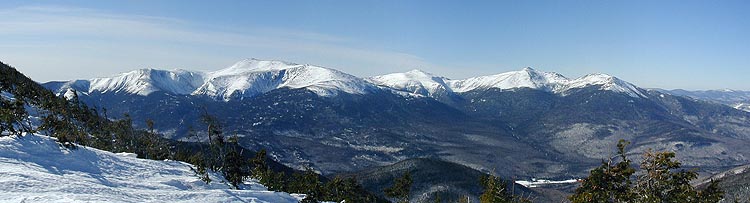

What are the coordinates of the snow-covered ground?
(0, 133, 303, 203)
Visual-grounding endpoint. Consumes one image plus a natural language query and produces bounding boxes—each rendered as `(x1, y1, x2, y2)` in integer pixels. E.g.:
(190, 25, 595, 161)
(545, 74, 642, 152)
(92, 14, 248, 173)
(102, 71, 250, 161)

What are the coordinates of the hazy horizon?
(1, 1, 748, 90)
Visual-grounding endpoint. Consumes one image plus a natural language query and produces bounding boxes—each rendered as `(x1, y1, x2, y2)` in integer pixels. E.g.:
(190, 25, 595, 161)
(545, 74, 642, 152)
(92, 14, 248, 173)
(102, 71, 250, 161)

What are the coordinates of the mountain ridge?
(47, 59, 648, 101)
(659, 89, 750, 112)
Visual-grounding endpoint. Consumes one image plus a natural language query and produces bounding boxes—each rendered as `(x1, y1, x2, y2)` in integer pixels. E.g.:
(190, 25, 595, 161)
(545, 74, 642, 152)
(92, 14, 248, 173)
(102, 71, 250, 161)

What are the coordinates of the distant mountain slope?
(0, 134, 302, 203)
(661, 89, 750, 112)
(697, 164, 750, 203)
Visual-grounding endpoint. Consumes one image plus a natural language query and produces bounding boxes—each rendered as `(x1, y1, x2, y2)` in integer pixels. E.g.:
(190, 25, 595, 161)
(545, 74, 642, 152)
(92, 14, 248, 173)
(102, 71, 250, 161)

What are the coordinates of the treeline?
(0, 62, 381, 203)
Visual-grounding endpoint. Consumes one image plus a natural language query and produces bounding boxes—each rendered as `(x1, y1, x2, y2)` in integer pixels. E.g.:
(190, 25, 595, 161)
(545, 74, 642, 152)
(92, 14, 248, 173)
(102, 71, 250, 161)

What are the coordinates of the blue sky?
(0, 0, 748, 90)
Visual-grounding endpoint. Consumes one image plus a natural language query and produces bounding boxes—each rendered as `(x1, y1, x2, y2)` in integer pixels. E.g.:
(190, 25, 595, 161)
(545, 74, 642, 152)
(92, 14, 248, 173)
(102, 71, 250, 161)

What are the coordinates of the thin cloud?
(0, 5, 440, 81)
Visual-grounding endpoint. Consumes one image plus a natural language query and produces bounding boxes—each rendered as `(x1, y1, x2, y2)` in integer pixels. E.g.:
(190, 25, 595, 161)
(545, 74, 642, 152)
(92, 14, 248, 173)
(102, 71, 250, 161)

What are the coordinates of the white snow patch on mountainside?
(0, 134, 302, 203)
(734, 103, 750, 112)
(515, 178, 580, 188)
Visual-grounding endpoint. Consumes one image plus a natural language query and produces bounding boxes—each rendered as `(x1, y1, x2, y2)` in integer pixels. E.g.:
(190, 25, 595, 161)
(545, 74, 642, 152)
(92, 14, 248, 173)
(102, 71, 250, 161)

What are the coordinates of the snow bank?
(0, 134, 302, 203)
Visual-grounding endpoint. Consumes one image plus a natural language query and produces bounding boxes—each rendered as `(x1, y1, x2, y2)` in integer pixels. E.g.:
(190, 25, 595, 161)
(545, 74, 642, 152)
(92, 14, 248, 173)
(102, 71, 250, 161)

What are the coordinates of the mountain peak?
(564, 73, 646, 97)
(405, 69, 432, 75)
(368, 69, 451, 97)
(219, 58, 300, 74)
(195, 59, 374, 100)
(76, 68, 205, 96)
(448, 67, 569, 93)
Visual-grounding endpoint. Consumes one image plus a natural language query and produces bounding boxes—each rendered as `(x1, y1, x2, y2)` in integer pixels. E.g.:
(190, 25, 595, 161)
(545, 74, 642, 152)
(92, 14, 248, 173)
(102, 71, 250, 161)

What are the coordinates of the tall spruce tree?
(479, 174, 531, 203)
(570, 140, 635, 202)
(570, 139, 724, 203)
(293, 168, 324, 203)
(384, 171, 413, 203)
(633, 149, 724, 202)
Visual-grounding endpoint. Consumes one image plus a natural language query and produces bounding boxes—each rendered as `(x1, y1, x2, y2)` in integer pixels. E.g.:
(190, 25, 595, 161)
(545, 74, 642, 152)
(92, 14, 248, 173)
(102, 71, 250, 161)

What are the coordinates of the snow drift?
(0, 133, 302, 203)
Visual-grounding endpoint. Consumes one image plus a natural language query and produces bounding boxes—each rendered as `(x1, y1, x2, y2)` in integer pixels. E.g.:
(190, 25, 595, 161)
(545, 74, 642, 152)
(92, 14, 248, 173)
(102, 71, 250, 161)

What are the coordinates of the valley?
(37, 59, 750, 201)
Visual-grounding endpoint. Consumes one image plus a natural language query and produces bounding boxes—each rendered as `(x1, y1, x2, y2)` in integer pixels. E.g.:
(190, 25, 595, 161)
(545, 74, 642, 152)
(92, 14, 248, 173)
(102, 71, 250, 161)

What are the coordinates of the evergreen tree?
(291, 168, 324, 203)
(479, 175, 513, 203)
(222, 149, 245, 189)
(432, 192, 442, 203)
(384, 171, 413, 203)
(570, 140, 724, 203)
(633, 149, 723, 202)
(187, 151, 211, 183)
(248, 148, 289, 191)
(458, 195, 470, 203)
(698, 180, 724, 203)
(479, 174, 531, 203)
(0, 97, 31, 136)
(251, 149, 270, 180)
(570, 140, 635, 203)
(324, 176, 375, 203)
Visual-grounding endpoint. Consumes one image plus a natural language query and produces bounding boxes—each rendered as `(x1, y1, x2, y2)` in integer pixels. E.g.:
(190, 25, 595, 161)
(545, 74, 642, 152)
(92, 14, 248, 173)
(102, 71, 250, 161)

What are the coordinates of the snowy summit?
(194, 58, 375, 101)
(367, 69, 453, 97)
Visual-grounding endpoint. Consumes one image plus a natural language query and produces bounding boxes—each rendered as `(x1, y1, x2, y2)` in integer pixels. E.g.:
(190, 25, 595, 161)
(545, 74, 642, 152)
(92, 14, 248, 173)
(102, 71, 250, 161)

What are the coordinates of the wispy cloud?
(0, 5, 439, 82)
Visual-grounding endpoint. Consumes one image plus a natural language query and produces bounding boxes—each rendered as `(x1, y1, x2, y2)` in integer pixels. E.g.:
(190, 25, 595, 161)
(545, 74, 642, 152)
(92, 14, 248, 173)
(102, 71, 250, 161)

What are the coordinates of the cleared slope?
(0, 134, 302, 203)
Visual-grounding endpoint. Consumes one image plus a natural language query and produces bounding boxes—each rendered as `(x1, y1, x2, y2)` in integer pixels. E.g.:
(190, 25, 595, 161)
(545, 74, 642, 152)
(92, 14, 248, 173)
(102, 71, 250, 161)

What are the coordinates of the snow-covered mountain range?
(32, 58, 750, 189)
(370, 67, 646, 98)
(51, 59, 376, 101)
(49, 58, 647, 100)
